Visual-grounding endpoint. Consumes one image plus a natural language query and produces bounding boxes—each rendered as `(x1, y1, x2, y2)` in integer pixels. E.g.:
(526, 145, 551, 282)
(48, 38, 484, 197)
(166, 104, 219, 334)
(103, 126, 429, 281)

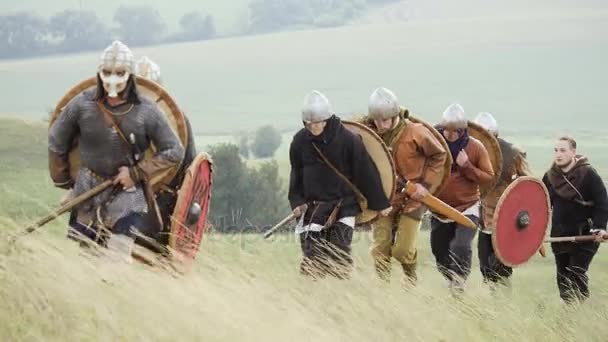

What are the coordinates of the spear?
(16, 180, 114, 238)
(263, 213, 296, 239)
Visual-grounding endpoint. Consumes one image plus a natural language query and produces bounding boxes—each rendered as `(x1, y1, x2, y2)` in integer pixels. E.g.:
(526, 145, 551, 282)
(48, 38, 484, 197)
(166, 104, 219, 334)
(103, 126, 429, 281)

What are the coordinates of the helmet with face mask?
(368, 87, 400, 120)
(97, 40, 135, 98)
(302, 90, 332, 123)
(135, 56, 162, 84)
(474, 112, 499, 136)
(440, 103, 467, 129)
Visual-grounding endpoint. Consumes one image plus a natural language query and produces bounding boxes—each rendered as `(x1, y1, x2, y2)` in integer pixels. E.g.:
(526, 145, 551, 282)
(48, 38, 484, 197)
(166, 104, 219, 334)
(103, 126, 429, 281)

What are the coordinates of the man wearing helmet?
(134, 56, 197, 248)
(431, 104, 494, 294)
(289, 90, 391, 279)
(49, 41, 184, 262)
(473, 112, 532, 290)
(364, 87, 447, 285)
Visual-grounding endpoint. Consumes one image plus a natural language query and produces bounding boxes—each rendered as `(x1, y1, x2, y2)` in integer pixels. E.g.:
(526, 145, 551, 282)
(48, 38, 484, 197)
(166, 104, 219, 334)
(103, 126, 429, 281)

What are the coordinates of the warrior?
(48, 41, 184, 262)
(430, 103, 494, 294)
(288, 90, 391, 279)
(134, 56, 197, 247)
(474, 112, 532, 289)
(542, 136, 608, 303)
(365, 87, 447, 284)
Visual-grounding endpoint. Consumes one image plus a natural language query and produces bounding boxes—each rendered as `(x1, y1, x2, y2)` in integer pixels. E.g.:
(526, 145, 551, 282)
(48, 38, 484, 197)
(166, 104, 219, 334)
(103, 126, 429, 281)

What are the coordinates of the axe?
(401, 182, 477, 229)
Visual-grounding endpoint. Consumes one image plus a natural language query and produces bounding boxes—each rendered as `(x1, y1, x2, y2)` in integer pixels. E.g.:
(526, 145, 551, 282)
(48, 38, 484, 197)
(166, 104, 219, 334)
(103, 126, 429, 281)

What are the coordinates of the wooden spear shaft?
(19, 180, 114, 236)
(263, 213, 296, 239)
(545, 235, 608, 243)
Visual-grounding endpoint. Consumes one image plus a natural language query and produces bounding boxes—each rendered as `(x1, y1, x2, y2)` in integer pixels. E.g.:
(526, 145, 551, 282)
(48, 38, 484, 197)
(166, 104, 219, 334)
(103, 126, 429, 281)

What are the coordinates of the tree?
(207, 144, 250, 229)
(246, 160, 288, 226)
(251, 125, 282, 159)
(48, 10, 110, 53)
(247, 0, 313, 33)
(207, 143, 288, 231)
(235, 132, 250, 159)
(247, 0, 367, 33)
(113, 6, 167, 46)
(0, 12, 48, 58)
(174, 11, 216, 42)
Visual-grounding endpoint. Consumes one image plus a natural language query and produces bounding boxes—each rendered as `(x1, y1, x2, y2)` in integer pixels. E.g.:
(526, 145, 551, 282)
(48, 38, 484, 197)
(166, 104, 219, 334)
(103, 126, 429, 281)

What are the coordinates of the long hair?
(94, 73, 141, 105)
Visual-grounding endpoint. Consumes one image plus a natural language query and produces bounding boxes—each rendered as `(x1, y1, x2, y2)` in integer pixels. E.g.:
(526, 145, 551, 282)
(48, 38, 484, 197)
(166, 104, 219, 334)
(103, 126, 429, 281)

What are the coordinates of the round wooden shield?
(468, 121, 502, 196)
(342, 120, 396, 225)
(492, 177, 550, 267)
(169, 153, 213, 262)
(409, 115, 453, 195)
(49, 76, 188, 189)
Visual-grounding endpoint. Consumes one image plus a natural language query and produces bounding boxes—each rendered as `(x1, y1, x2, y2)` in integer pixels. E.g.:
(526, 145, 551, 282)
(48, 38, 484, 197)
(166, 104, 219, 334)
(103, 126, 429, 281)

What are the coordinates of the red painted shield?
(492, 176, 550, 267)
(169, 153, 213, 262)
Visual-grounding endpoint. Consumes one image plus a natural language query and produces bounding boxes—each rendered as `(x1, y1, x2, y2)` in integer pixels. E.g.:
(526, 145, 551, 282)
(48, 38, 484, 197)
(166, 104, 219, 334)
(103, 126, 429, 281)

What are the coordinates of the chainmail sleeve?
(48, 96, 81, 189)
(133, 102, 184, 182)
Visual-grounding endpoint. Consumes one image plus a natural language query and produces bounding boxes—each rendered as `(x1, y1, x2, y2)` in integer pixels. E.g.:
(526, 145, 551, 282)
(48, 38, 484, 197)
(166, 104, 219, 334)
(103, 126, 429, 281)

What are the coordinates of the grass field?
(2, 220, 608, 341)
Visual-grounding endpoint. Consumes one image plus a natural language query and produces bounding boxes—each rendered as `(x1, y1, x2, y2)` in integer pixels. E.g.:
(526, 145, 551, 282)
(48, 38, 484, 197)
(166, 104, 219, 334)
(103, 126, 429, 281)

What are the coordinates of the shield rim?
(169, 152, 213, 260)
(491, 176, 551, 267)
(342, 120, 396, 226)
(49, 76, 188, 188)
(409, 114, 453, 196)
(467, 120, 503, 196)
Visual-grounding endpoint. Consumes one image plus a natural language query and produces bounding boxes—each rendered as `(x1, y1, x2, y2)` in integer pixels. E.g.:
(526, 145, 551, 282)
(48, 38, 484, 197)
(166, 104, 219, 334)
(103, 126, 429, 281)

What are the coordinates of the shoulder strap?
(311, 143, 364, 201)
(95, 100, 131, 147)
(561, 174, 594, 207)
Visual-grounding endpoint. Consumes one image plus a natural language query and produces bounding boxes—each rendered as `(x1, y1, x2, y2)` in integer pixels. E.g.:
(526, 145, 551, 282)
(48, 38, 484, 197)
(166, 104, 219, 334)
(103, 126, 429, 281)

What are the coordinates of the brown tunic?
(436, 137, 494, 212)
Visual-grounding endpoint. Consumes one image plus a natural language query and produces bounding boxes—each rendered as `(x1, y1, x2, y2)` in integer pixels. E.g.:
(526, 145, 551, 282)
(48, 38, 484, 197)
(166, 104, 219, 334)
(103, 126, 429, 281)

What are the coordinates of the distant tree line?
(0, 0, 405, 59)
(0, 6, 216, 59)
(246, 0, 402, 33)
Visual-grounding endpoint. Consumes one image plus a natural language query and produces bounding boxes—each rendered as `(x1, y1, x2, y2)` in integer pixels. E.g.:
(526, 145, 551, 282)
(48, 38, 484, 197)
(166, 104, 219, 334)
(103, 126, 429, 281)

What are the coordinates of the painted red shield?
(492, 176, 550, 267)
(169, 153, 213, 261)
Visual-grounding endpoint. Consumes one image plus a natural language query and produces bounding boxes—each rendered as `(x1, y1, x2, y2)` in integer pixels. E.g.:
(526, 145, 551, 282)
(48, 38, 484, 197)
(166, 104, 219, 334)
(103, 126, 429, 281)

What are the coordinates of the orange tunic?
(437, 137, 494, 212)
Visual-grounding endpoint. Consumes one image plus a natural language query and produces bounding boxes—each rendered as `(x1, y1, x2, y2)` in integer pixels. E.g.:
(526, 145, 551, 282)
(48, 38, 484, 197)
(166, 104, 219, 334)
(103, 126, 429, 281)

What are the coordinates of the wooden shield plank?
(468, 120, 502, 196)
(342, 120, 396, 225)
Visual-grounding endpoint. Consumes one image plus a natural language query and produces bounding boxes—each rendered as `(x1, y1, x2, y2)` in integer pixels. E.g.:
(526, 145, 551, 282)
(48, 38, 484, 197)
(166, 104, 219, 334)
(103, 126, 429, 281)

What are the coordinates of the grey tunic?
(49, 89, 184, 227)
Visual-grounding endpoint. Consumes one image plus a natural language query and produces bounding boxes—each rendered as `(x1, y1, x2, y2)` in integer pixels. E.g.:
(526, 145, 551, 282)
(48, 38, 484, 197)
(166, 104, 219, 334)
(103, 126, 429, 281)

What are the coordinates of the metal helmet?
(474, 112, 499, 136)
(302, 90, 332, 122)
(368, 87, 400, 120)
(135, 56, 162, 84)
(97, 40, 135, 98)
(440, 103, 467, 128)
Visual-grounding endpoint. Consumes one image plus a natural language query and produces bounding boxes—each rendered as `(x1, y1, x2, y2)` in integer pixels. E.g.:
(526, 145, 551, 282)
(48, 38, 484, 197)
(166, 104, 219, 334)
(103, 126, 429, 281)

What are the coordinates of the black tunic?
(288, 115, 389, 226)
(542, 158, 608, 239)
